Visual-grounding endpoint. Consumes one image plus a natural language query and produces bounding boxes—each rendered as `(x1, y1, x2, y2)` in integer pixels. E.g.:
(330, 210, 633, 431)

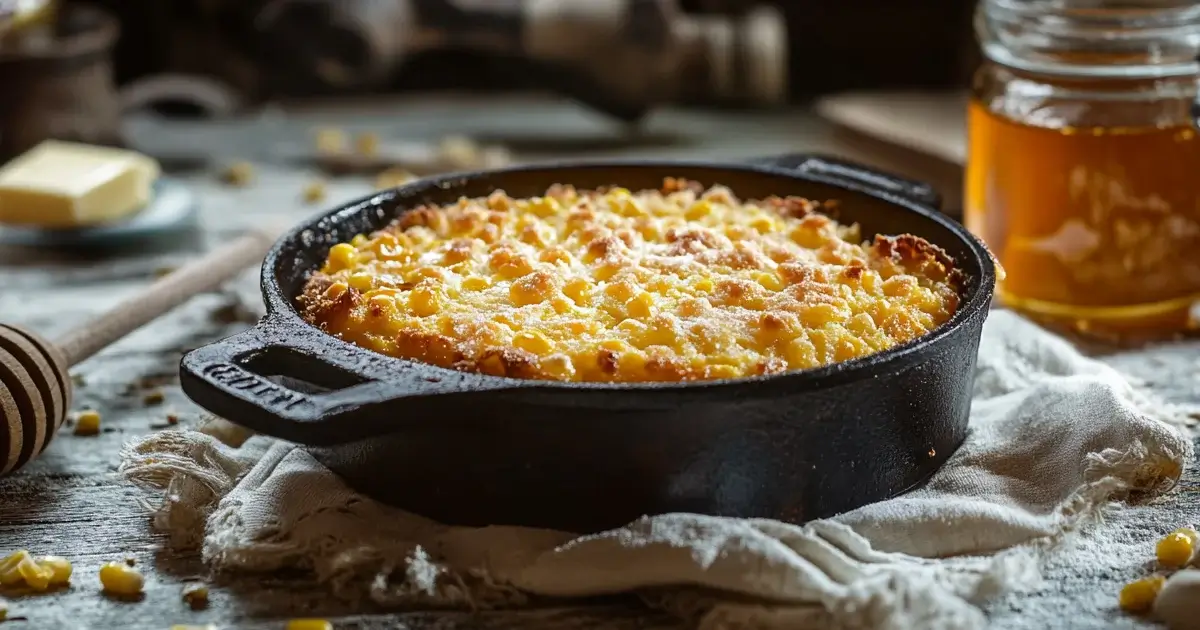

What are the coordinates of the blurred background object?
(68, 0, 973, 119)
(0, 1, 125, 161)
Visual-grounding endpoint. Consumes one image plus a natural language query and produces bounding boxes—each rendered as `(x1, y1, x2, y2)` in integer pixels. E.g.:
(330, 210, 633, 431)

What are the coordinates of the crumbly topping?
(299, 179, 962, 382)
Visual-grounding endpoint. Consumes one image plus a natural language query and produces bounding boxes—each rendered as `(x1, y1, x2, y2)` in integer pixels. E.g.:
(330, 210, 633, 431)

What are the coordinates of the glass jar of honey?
(967, 0, 1200, 338)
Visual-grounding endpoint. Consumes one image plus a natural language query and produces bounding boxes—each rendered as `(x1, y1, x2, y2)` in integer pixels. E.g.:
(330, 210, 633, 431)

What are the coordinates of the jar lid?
(977, 0, 1200, 78)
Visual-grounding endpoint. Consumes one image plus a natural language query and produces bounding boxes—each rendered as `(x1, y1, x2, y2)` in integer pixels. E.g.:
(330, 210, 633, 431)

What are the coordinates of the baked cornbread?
(299, 179, 962, 382)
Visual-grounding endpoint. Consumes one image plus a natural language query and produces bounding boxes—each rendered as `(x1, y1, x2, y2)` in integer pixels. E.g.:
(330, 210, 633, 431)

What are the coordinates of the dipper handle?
(1, 223, 285, 476)
(55, 227, 279, 366)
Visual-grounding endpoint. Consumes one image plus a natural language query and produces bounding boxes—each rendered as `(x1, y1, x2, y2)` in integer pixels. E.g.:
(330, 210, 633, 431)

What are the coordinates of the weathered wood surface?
(0, 97, 1197, 629)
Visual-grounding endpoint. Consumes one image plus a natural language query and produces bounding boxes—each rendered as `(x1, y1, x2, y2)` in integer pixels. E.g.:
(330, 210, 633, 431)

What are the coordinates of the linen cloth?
(120, 310, 1193, 630)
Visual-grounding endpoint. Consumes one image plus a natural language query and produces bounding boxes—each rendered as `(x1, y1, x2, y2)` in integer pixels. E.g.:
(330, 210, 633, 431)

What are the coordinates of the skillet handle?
(178, 321, 499, 445)
(747, 153, 942, 210)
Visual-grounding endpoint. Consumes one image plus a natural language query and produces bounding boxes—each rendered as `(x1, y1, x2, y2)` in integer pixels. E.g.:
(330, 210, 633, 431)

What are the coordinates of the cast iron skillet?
(180, 154, 996, 533)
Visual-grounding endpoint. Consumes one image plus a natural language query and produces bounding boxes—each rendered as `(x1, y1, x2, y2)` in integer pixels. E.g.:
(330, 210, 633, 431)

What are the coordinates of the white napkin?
(120, 311, 1193, 630)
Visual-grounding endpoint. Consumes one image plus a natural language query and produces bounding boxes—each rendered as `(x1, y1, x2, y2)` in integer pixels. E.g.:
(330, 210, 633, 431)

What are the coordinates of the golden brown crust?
(298, 178, 962, 382)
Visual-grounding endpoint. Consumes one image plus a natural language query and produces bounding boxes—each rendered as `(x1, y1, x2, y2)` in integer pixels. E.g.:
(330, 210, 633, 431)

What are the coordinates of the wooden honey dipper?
(0, 225, 284, 476)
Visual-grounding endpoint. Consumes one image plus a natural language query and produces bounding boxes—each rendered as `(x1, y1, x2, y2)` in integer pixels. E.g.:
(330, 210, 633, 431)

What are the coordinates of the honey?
(965, 100, 1200, 335)
(969, 0, 1200, 337)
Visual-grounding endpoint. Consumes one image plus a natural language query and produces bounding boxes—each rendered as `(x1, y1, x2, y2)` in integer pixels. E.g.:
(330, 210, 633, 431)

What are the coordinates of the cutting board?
(814, 91, 968, 214)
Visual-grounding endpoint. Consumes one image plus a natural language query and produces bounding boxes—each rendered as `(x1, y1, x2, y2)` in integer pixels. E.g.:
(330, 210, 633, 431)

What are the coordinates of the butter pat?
(0, 140, 161, 229)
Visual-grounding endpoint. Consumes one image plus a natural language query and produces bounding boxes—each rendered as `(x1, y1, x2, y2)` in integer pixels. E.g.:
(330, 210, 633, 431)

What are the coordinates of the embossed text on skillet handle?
(178, 324, 506, 446)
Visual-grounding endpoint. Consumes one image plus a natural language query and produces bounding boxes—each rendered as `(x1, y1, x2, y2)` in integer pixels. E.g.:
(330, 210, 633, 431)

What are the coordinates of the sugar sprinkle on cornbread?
(300, 178, 962, 382)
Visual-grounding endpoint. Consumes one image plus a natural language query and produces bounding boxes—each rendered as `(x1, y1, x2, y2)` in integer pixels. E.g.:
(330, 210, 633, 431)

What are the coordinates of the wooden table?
(1, 97, 1196, 630)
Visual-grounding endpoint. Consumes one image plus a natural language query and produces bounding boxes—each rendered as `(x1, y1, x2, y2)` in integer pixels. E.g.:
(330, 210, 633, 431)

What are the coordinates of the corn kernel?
(314, 127, 346, 154)
(789, 225, 825, 249)
(684, 200, 712, 220)
(882, 275, 917, 297)
(750, 215, 775, 232)
(1119, 575, 1165, 613)
(170, 625, 217, 630)
(539, 354, 576, 380)
(74, 410, 101, 436)
(1170, 526, 1198, 545)
(375, 167, 416, 190)
(1156, 531, 1195, 568)
(694, 278, 714, 293)
(182, 582, 209, 610)
(617, 319, 648, 336)
(348, 273, 374, 293)
(461, 276, 490, 291)
(0, 598, 6, 622)
(592, 261, 621, 281)
(800, 303, 847, 327)
(367, 294, 395, 317)
(627, 292, 654, 319)
(510, 274, 553, 306)
(497, 259, 533, 280)
(614, 196, 644, 217)
(355, 132, 380, 157)
(754, 271, 783, 292)
(302, 180, 327, 204)
(143, 389, 165, 406)
(0, 550, 30, 586)
(513, 331, 553, 355)
(36, 555, 72, 585)
(706, 365, 740, 379)
(327, 243, 358, 272)
(99, 561, 144, 597)
(605, 281, 636, 302)
(17, 556, 53, 591)
(220, 161, 254, 187)
(409, 285, 441, 317)
(527, 196, 560, 218)
(563, 278, 592, 305)
(286, 620, 332, 630)
(599, 339, 631, 354)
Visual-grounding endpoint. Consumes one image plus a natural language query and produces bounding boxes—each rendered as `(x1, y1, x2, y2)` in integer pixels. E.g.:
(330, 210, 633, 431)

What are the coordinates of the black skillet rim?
(259, 157, 997, 395)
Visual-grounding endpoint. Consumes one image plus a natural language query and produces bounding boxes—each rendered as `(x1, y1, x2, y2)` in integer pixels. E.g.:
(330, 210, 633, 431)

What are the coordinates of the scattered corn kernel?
(166, 413, 180, 425)
(286, 620, 332, 630)
(17, 556, 52, 591)
(182, 583, 209, 610)
(355, 132, 380, 157)
(0, 597, 6, 621)
(1156, 530, 1196, 568)
(35, 555, 71, 585)
(1170, 526, 1198, 546)
(170, 626, 217, 630)
(314, 127, 346, 155)
(74, 410, 101, 436)
(375, 167, 416, 191)
(302, 180, 328, 204)
(1120, 575, 1165, 613)
(0, 550, 30, 586)
(220, 161, 254, 187)
(99, 561, 144, 597)
(438, 135, 480, 167)
(143, 389, 165, 406)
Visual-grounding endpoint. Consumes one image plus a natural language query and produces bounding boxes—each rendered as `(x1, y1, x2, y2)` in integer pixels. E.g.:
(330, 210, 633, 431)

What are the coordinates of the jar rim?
(978, 0, 1200, 78)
